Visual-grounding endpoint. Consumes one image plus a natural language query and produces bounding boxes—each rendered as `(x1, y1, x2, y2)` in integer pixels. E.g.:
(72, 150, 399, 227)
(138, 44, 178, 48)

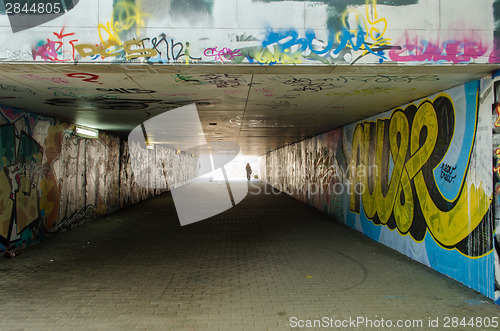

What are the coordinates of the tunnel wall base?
(0, 105, 197, 253)
(263, 77, 497, 301)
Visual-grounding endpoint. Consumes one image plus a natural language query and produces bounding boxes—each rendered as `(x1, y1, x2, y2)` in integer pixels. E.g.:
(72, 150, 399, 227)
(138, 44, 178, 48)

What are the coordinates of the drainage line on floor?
(222, 166, 236, 207)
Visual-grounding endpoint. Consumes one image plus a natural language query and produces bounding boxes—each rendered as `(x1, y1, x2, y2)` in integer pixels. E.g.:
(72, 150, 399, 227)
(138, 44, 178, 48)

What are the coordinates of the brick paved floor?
(0, 182, 499, 330)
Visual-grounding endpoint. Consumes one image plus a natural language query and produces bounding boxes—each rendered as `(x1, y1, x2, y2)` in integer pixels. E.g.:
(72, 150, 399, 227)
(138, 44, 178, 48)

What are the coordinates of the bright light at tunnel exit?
(199, 153, 261, 181)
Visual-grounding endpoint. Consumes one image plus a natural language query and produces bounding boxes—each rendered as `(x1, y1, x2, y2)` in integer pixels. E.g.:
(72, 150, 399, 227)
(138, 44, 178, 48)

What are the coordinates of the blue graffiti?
(258, 27, 390, 64)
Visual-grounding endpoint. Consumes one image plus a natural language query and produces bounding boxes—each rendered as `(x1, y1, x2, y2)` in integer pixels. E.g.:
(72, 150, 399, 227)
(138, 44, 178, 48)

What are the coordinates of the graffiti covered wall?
(264, 78, 496, 299)
(492, 73, 500, 304)
(0, 0, 499, 65)
(0, 105, 197, 252)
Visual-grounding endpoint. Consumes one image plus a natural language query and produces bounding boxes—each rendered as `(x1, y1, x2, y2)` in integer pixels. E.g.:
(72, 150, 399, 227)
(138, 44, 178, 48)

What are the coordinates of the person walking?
(245, 163, 252, 180)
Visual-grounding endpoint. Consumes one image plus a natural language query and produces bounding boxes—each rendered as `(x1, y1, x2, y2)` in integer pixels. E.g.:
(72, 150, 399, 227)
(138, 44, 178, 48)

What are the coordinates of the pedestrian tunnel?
(1, 63, 500, 308)
(1, 2, 500, 326)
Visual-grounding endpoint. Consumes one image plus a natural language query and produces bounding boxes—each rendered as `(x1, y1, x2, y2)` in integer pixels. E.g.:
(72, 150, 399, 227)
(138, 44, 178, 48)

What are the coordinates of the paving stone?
(0, 183, 499, 329)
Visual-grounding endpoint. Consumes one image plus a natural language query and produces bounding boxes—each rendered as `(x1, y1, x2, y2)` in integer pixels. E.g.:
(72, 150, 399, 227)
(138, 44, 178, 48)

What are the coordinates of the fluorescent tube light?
(75, 126, 98, 138)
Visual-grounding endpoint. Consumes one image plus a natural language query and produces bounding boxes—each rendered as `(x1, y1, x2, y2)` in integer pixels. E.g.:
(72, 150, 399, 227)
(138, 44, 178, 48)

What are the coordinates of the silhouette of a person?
(246, 163, 252, 180)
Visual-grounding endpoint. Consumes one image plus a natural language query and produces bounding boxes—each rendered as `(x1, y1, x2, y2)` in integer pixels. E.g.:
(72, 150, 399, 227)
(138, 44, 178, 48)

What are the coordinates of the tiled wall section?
(264, 78, 497, 301)
(0, 105, 197, 252)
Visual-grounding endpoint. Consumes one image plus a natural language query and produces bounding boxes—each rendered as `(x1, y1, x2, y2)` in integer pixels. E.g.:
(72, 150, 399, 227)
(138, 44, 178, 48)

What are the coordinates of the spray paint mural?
(492, 73, 500, 304)
(0, 105, 198, 253)
(0, 0, 499, 64)
(264, 79, 496, 299)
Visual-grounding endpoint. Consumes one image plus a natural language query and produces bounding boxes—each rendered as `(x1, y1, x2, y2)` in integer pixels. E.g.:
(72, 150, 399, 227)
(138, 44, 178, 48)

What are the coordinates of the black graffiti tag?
(439, 163, 457, 183)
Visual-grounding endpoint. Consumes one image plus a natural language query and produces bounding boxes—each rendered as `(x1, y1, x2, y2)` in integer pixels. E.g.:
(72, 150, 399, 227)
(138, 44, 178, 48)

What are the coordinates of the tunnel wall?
(0, 0, 499, 65)
(492, 73, 500, 304)
(0, 105, 197, 252)
(263, 77, 496, 300)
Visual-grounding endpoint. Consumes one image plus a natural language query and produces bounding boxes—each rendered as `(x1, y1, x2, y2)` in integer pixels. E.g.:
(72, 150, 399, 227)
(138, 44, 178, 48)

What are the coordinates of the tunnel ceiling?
(0, 63, 498, 155)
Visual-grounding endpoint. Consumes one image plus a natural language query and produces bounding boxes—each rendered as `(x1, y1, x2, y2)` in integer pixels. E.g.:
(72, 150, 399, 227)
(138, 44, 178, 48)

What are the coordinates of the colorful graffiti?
(74, 38, 157, 61)
(0, 104, 198, 252)
(66, 73, 102, 84)
(32, 27, 78, 62)
(203, 47, 242, 62)
(492, 74, 500, 305)
(389, 34, 489, 64)
(264, 80, 495, 299)
(13, 0, 500, 64)
(20, 74, 69, 84)
(349, 88, 490, 250)
(236, 0, 394, 64)
(494, 142, 500, 303)
(73, 35, 201, 63)
(0, 110, 53, 250)
(147, 36, 200, 63)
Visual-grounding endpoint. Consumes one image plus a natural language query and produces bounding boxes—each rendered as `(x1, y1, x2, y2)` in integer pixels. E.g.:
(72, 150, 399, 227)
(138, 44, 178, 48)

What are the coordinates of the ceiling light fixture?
(74, 125, 98, 138)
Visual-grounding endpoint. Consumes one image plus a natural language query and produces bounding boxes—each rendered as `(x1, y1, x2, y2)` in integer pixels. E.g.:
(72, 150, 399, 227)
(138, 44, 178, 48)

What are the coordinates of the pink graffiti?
(32, 27, 78, 62)
(203, 47, 242, 61)
(253, 87, 274, 97)
(0, 106, 25, 123)
(489, 38, 500, 63)
(20, 74, 69, 84)
(66, 73, 102, 84)
(32, 40, 60, 62)
(389, 36, 488, 64)
(0, 106, 41, 134)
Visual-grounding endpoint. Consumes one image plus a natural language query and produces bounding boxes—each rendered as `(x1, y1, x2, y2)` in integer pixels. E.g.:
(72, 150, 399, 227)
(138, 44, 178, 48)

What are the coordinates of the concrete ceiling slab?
(0, 63, 499, 155)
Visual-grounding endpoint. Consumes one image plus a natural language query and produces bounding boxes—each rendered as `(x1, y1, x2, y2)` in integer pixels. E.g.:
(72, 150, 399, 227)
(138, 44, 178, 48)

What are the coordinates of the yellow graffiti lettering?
(409, 102, 487, 246)
(113, 0, 149, 37)
(75, 40, 122, 59)
(15, 176, 39, 233)
(393, 167, 413, 233)
(391, 111, 413, 233)
(414, 170, 488, 246)
(93, 0, 150, 50)
(360, 122, 377, 219)
(337, 0, 391, 56)
(251, 46, 302, 65)
(376, 111, 408, 224)
(406, 101, 438, 179)
(365, 0, 388, 44)
(102, 40, 123, 57)
(349, 94, 490, 247)
(75, 39, 155, 60)
(98, 21, 121, 45)
(0, 169, 13, 238)
(124, 39, 158, 60)
(74, 44, 99, 58)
